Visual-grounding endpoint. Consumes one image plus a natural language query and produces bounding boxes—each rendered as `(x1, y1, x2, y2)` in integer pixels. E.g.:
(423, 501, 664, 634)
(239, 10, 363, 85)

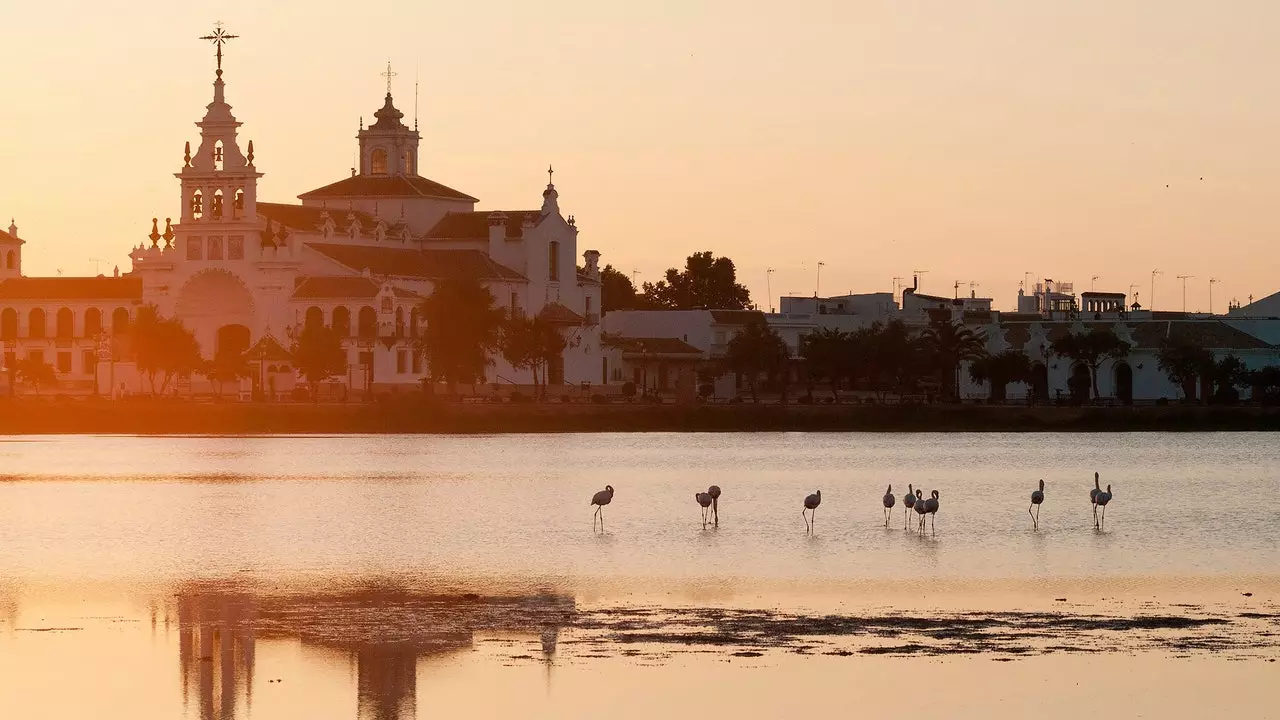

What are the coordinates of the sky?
(1, 0, 1279, 313)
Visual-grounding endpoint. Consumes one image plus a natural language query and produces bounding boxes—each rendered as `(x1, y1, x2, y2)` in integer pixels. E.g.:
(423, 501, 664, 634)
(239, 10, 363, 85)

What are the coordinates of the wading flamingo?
(707, 485, 722, 525)
(1090, 472, 1101, 524)
(591, 485, 614, 530)
(903, 483, 916, 529)
(913, 489, 928, 532)
(1095, 484, 1113, 529)
(695, 491, 713, 527)
(802, 490, 822, 533)
(882, 484, 896, 527)
(1029, 479, 1045, 530)
(924, 490, 940, 533)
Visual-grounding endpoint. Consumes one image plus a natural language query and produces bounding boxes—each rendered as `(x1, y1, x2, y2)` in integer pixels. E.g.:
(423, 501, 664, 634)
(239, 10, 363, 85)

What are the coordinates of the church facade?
(0, 43, 603, 397)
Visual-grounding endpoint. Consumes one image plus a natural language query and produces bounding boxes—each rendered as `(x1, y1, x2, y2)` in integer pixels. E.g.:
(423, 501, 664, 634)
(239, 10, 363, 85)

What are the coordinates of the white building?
(0, 37, 603, 397)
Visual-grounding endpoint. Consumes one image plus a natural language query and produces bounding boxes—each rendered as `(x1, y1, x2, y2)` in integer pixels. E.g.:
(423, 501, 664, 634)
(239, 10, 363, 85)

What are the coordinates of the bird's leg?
(801, 509, 808, 532)
(1100, 506, 1105, 530)
(1029, 504, 1034, 527)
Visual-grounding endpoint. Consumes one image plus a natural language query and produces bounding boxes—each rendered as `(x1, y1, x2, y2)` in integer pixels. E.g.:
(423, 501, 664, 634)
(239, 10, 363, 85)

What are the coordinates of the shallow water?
(0, 433, 1277, 719)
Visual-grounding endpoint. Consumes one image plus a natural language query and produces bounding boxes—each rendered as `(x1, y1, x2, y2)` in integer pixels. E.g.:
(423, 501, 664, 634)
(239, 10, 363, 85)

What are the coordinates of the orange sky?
(1, 1, 1278, 312)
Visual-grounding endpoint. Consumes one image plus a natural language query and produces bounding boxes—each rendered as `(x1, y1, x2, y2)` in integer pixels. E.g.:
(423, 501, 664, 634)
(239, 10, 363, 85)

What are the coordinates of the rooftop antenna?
(969, 281, 979, 298)
(1176, 274, 1193, 312)
(414, 62, 419, 131)
(1091, 275, 1101, 291)
(953, 280, 961, 299)
(1023, 271, 1035, 294)
(815, 261, 825, 297)
(766, 268, 776, 313)
(631, 269, 640, 286)
(1151, 269, 1163, 311)
(89, 258, 107, 275)
(913, 269, 929, 290)
(1209, 277, 1220, 315)
(1129, 283, 1139, 302)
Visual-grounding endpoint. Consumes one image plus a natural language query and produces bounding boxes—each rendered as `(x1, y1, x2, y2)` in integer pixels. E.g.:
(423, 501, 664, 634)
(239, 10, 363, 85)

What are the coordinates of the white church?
(0, 33, 604, 397)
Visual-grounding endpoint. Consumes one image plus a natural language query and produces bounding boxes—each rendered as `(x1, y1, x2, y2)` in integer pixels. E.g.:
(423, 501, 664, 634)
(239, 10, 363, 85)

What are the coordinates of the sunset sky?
(1, 1, 1278, 312)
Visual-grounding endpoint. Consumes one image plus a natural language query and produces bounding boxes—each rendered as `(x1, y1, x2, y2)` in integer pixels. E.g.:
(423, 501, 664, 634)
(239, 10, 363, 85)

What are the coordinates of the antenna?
(1209, 277, 1220, 315)
(1176, 275, 1193, 312)
(89, 258, 107, 275)
(766, 268, 776, 313)
(953, 280, 961, 299)
(1023, 271, 1035, 294)
(414, 62, 420, 131)
(913, 269, 929, 290)
(631, 269, 640, 286)
(1150, 269, 1163, 311)
(1129, 283, 1139, 305)
(1091, 275, 1101, 291)
(969, 280, 979, 298)
(815, 261, 825, 297)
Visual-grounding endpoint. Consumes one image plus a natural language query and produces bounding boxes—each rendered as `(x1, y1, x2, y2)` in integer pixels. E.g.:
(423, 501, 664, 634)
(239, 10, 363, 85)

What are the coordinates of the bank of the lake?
(0, 398, 1279, 434)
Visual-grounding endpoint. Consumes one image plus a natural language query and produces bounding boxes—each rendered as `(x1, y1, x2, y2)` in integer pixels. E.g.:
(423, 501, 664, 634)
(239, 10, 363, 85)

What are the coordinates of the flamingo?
(913, 489, 928, 532)
(903, 483, 916, 529)
(1095, 484, 1113, 529)
(707, 485, 722, 525)
(591, 485, 614, 530)
(882, 484, 896, 527)
(802, 490, 822, 532)
(1029, 479, 1045, 530)
(1090, 472, 1101, 524)
(924, 490, 940, 533)
(695, 491, 713, 527)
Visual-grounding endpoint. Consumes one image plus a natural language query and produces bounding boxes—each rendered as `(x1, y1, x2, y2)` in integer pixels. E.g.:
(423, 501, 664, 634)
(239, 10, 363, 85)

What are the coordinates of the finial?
(149, 218, 161, 248)
(547, 164, 555, 186)
(184, 141, 191, 167)
(162, 218, 175, 248)
(246, 140, 254, 165)
(7, 219, 15, 237)
(199, 22, 238, 76)
(382, 60, 397, 95)
(359, 116, 363, 131)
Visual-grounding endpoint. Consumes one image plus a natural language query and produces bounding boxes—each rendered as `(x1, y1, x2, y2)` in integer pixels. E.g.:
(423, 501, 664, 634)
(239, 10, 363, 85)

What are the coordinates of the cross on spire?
(382, 60, 397, 94)
(199, 22, 238, 76)
(547, 164, 555, 185)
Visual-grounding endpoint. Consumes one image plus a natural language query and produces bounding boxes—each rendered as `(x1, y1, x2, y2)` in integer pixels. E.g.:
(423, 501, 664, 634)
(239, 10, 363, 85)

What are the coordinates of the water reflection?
(171, 582, 574, 720)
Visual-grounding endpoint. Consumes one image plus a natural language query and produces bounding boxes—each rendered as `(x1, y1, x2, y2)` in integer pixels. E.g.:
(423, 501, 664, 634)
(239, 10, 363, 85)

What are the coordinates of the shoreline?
(0, 399, 1279, 434)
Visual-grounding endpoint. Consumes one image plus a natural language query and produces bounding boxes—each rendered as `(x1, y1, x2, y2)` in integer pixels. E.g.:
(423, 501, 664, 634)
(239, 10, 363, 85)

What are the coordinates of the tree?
(799, 327, 850, 400)
(920, 318, 988, 401)
(291, 323, 347, 401)
(967, 349, 1033, 402)
(1050, 328, 1132, 402)
(501, 315, 569, 400)
(415, 276, 505, 388)
(867, 320, 921, 400)
(131, 306, 202, 395)
(1250, 365, 1280, 405)
(15, 358, 56, 395)
(1156, 340, 1214, 402)
(1210, 354, 1250, 404)
(640, 251, 751, 310)
(600, 264, 653, 313)
(203, 351, 252, 399)
(722, 319, 790, 403)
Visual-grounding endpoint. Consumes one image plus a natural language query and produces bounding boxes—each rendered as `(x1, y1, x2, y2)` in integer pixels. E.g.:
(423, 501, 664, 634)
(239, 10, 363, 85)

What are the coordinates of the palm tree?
(967, 349, 1033, 403)
(920, 318, 987, 401)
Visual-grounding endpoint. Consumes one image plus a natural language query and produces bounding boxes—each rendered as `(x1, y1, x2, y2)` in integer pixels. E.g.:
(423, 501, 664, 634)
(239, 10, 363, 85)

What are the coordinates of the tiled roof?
(424, 210, 543, 240)
(604, 335, 704, 356)
(258, 202, 377, 232)
(292, 276, 420, 300)
(298, 174, 478, 202)
(0, 228, 23, 245)
(305, 242, 527, 282)
(710, 310, 765, 325)
(538, 302, 585, 324)
(0, 276, 142, 300)
(245, 334, 292, 362)
(994, 319, 1273, 351)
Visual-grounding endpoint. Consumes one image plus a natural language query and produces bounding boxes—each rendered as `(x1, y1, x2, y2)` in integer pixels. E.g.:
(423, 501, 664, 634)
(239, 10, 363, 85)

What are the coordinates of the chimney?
(487, 211, 509, 263)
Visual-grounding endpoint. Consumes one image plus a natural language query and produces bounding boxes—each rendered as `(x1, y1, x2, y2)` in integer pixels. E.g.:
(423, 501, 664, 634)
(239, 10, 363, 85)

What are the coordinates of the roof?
(0, 228, 23, 245)
(1080, 291, 1127, 298)
(423, 210, 543, 241)
(258, 202, 377, 232)
(710, 310, 765, 325)
(604, 335, 704, 356)
(292, 276, 420, 300)
(538, 302, 585, 324)
(0, 276, 142, 300)
(298, 174, 478, 203)
(994, 319, 1273, 351)
(245, 334, 292, 362)
(305, 242, 527, 282)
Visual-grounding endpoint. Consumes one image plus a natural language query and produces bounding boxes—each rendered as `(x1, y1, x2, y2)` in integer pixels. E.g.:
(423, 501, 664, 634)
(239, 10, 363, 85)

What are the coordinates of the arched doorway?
(1030, 362, 1049, 404)
(304, 306, 324, 331)
(1069, 363, 1091, 405)
(216, 324, 251, 358)
(175, 269, 256, 358)
(1114, 362, 1133, 405)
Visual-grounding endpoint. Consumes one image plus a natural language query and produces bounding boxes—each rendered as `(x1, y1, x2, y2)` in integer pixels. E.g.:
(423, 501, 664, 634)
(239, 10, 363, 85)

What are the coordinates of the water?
(0, 433, 1276, 719)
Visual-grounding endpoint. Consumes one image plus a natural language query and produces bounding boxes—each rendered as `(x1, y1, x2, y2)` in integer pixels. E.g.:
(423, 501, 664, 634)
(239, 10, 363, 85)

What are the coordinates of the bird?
(1095, 484, 1113, 529)
(802, 490, 822, 532)
(591, 485, 614, 530)
(707, 485, 721, 525)
(1029, 479, 1045, 530)
(913, 489, 928, 532)
(924, 490, 940, 533)
(1090, 472, 1101, 524)
(882, 484, 896, 527)
(695, 491, 713, 527)
(903, 483, 916, 529)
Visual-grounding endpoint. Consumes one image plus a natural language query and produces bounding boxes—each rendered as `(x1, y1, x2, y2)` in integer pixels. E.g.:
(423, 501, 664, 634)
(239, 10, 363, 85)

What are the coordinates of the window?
(56, 352, 72, 374)
(28, 308, 45, 338)
(548, 241, 560, 282)
(111, 307, 129, 334)
(56, 308, 73, 338)
(213, 140, 224, 171)
(229, 235, 244, 260)
(333, 306, 351, 337)
(404, 151, 414, 176)
(3, 352, 14, 372)
(585, 296, 593, 317)
(82, 350, 96, 375)
(358, 306, 377, 338)
(28, 350, 44, 365)
(395, 307, 404, 337)
(211, 190, 224, 220)
(714, 331, 726, 345)
(371, 148, 388, 175)
(207, 235, 224, 261)
(411, 352, 422, 374)
(187, 236, 202, 260)
(0, 308, 16, 340)
(4, 251, 12, 269)
(191, 190, 203, 220)
(409, 308, 420, 338)
(381, 297, 392, 313)
(84, 308, 102, 337)
(396, 350, 407, 374)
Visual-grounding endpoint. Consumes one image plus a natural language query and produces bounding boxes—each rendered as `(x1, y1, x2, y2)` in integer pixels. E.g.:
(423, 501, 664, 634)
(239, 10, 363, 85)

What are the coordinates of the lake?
(0, 433, 1276, 718)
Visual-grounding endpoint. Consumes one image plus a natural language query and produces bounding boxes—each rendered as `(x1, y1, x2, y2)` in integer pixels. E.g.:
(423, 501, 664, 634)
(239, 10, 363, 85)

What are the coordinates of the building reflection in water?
(173, 583, 575, 720)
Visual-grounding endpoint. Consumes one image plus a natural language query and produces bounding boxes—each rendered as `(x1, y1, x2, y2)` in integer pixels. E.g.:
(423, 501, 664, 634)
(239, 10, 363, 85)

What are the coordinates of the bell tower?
(0, 219, 23, 278)
(172, 24, 263, 263)
(357, 62, 420, 177)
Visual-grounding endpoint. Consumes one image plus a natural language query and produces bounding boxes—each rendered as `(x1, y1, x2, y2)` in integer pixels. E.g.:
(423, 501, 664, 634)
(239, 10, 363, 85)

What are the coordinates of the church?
(0, 32, 603, 397)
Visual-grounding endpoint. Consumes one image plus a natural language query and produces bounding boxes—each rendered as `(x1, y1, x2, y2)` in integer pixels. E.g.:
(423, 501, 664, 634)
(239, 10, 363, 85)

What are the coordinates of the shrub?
(509, 390, 527, 403)
(698, 382, 714, 398)
(621, 381, 636, 399)
(591, 393, 608, 405)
